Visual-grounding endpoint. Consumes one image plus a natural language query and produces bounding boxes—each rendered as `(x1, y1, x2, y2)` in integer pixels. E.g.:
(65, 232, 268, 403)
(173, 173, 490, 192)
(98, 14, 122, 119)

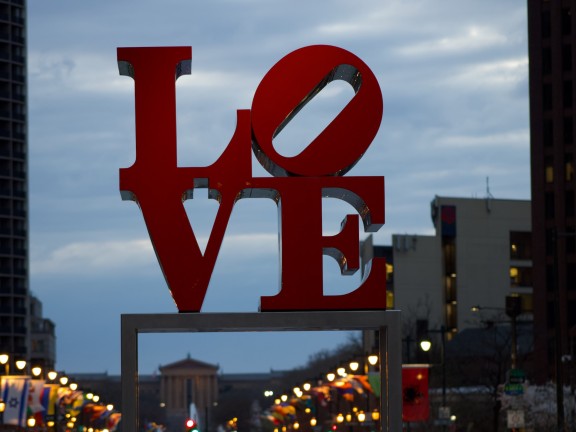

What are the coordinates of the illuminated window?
(511, 292, 533, 313)
(510, 266, 533, 287)
(386, 263, 394, 282)
(546, 165, 554, 183)
(386, 291, 394, 308)
(510, 232, 532, 259)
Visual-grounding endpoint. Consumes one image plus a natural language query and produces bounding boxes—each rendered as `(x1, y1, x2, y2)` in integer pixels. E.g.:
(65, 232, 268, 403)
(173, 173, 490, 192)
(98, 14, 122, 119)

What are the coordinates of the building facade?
(527, 0, 576, 383)
(0, 0, 29, 371)
(362, 196, 532, 359)
(159, 356, 219, 431)
(29, 294, 55, 371)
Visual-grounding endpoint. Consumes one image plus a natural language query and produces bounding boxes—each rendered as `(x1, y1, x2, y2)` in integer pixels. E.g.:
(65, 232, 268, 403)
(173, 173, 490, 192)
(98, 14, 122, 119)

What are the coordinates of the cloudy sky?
(26, 0, 530, 375)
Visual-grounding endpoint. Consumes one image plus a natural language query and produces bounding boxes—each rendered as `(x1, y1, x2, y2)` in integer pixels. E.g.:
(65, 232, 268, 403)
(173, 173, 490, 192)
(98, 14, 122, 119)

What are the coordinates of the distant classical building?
(159, 356, 219, 432)
(361, 196, 532, 358)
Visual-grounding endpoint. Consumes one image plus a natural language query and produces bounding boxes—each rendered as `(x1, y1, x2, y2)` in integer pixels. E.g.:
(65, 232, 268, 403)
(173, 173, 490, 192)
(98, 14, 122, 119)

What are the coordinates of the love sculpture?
(117, 45, 387, 312)
(117, 45, 401, 432)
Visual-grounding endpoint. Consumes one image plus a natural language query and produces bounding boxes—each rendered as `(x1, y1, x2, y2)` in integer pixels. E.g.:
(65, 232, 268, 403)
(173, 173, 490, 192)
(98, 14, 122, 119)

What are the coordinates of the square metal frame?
(121, 310, 402, 431)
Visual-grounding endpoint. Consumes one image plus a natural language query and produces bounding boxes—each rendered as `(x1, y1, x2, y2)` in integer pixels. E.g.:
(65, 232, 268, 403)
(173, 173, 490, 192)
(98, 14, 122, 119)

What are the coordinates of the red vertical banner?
(402, 366, 430, 422)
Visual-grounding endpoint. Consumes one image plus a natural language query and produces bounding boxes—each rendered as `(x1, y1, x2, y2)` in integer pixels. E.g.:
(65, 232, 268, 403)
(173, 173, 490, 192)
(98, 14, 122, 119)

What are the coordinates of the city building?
(0, 0, 30, 371)
(361, 196, 532, 360)
(359, 2, 576, 423)
(527, 0, 576, 384)
(29, 294, 56, 371)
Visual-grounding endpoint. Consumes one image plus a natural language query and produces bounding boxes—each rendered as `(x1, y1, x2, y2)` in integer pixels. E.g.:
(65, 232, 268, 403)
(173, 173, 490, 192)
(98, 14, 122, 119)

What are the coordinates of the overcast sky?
(26, 0, 530, 375)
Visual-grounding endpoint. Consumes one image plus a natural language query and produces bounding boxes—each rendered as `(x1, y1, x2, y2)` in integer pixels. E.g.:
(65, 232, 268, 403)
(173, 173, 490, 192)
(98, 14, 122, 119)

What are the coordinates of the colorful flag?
(402, 366, 430, 422)
(107, 412, 122, 431)
(27, 379, 45, 413)
(367, 372, 380, 397)
(1, 375, 30, 426)
(43, 384, 59, 420)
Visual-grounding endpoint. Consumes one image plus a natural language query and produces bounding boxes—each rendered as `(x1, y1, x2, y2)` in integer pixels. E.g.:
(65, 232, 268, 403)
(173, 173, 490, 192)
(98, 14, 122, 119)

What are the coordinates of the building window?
(562, 8, 572, 35)
(542, 10, 551, 38)
(510, 231, 532, 259)
(564, 117, 573, 144)
(568, 302, 576, 329)
(543, 84, 553, 111)
(566, 154, 574, 181)
(545, 156, 554, 183)
(546, 264, 554, 292)
(567, 192, 575, 217)
(566, 263, 576, 289)
(545, 192, 555, 218)
(510, 266, 533, 287)
(547, 301, 555, 329)
(544, 118, 553, 147)
(564, 81, 573, 108)
(563, 45, 573, 72)
(386, 262, 393, 283)
(543, 47, 552, 75)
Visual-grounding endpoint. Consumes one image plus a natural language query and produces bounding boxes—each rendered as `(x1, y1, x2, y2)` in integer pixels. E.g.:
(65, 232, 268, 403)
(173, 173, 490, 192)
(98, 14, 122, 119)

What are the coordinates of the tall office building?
(527, 1, 576, 383)
(0, 0, 38, 372)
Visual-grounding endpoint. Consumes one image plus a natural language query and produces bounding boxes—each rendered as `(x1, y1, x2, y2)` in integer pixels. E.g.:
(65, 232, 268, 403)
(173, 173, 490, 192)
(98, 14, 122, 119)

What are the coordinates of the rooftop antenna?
(485, 177, 494, 213)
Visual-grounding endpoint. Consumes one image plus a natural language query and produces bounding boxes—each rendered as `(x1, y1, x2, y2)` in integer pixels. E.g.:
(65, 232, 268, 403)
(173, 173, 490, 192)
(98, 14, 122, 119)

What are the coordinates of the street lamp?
(15, 359, 26, 374)
(0, 354, 8, 375)
(420, 326, 447, 429)
(470, 295, 522, 370)
(367, 354, 378, 368)
(0, 398, 5, 424)
(31, 366, 42, 378)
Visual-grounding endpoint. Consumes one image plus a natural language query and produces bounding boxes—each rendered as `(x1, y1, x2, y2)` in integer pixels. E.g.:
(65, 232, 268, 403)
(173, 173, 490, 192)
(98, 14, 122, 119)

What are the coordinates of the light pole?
(419, 326, 447, 429)
(551, 228, 570, 432)
(471, 294, 523, 370)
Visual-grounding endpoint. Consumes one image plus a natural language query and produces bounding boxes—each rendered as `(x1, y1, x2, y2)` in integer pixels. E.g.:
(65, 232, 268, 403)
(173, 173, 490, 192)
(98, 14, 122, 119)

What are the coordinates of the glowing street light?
(15, 360, 26, 373)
